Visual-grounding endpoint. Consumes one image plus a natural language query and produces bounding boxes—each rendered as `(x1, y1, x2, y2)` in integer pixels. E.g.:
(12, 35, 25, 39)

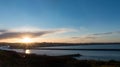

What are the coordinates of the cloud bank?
(0, 28, 75, 40)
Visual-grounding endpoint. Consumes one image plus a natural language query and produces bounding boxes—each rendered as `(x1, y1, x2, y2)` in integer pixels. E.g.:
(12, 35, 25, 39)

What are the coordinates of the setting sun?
(22, 37, 32, 43)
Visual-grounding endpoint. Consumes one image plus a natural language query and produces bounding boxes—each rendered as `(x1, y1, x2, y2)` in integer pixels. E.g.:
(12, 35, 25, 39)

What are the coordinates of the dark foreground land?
(0, 50, 120, 67)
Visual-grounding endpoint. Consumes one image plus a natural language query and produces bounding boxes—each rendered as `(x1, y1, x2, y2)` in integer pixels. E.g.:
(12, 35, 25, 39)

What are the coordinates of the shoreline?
(0, 49, 120, 67)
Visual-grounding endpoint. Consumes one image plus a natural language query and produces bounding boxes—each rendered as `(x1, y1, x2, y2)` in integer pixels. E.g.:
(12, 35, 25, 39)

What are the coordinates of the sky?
(0, 0, 120, 43)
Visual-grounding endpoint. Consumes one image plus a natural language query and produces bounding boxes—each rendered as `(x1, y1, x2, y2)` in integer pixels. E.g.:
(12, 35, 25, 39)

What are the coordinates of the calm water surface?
(1, 44, 120, 61)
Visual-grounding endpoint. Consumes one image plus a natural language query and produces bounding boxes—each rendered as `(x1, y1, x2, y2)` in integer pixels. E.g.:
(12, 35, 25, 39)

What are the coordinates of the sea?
(1, 44, 120, 61)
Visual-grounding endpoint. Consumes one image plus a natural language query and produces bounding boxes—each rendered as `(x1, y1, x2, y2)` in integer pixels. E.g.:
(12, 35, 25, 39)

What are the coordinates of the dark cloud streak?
(0, 30, 7, 32)
(71, 31, 120, 40)
(92, 31, 120, 36)
(0, 30, 61, 40)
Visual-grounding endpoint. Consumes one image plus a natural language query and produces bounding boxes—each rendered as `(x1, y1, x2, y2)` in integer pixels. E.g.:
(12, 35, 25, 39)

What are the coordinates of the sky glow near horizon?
(0, 0, 120, 43)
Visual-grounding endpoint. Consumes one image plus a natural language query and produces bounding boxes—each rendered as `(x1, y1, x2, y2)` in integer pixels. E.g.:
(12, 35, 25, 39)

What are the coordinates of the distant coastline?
(0, 42, 120, 49)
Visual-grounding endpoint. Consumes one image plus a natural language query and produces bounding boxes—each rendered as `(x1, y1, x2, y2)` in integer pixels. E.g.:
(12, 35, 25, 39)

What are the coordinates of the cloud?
(92, 31, 120, 36)
(0, 31, 54, 40)
(71, 36, 97, 40)
(0, 28, 76, 40)
(0, 30, 7, 32)
(71, 31, 120, 40)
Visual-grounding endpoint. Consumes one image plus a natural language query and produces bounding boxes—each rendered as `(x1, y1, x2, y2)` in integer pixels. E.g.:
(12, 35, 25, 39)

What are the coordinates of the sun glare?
(25, 49, 31, 54)
(22, 37, 32, 43)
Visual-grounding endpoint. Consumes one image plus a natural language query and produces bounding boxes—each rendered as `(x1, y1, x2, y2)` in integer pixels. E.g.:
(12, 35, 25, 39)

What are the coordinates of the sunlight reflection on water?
(25, 49, 31, 54)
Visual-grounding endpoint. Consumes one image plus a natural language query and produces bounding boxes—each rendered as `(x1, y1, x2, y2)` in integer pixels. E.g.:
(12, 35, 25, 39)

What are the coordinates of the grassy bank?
(0, 50, 120, 67)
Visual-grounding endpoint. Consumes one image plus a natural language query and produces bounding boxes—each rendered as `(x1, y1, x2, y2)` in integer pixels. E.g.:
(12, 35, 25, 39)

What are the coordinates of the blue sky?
(0, 0, 120, 43)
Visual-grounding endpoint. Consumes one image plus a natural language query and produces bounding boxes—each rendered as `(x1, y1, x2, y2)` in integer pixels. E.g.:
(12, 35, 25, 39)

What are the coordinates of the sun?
(22, 37, 32, 43)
